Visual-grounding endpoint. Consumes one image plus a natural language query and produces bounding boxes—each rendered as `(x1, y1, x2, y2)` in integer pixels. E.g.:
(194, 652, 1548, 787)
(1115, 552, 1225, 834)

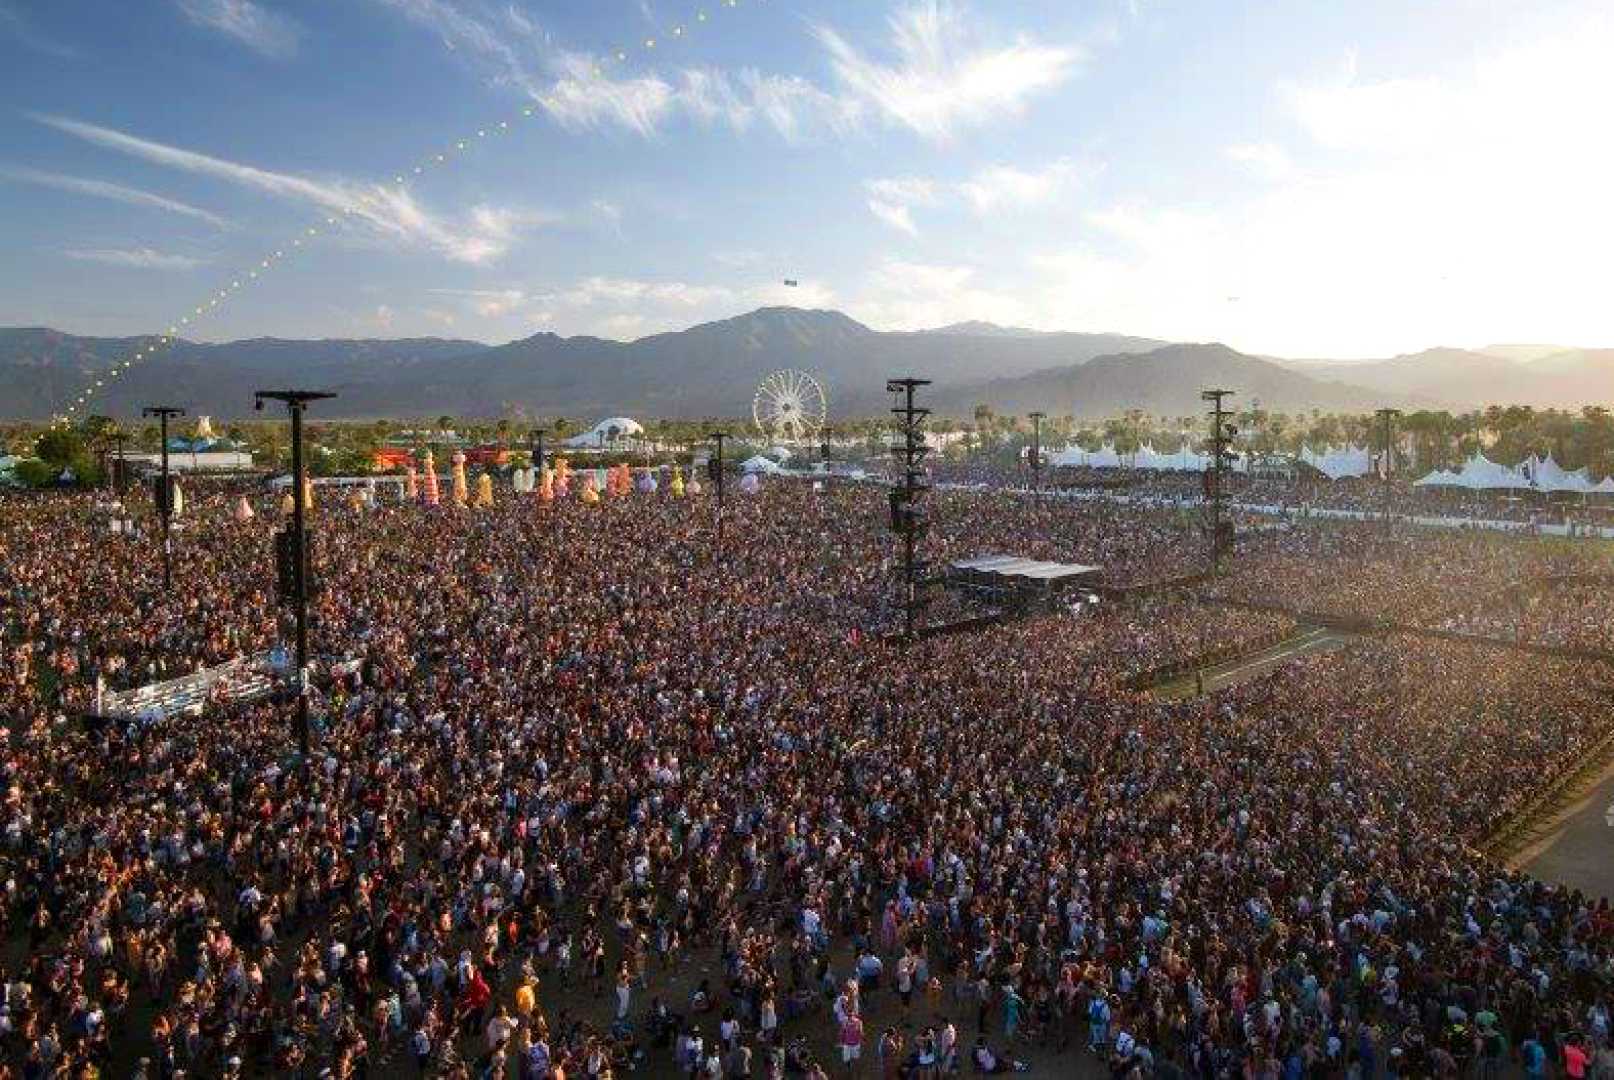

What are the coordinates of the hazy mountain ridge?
(0, 310, 1166, 420)
(0, 309, 1603, 421)
(930, 343, 1424, 418)
(1275, 346, 1613, 410)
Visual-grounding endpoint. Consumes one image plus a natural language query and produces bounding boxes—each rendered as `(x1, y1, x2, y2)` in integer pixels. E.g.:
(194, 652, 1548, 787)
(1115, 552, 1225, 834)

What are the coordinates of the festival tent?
(1052, 442, 1209, 472)
(1050, 444, 1123, 468)
(1525, 453, 1598, 495)
(1412, 468, 1464, 488)
(1413, 452, 1531, 490)
(563, 417, 644, 448)
(1299, 445, 1374, 480)
(740, 454, 784, 474)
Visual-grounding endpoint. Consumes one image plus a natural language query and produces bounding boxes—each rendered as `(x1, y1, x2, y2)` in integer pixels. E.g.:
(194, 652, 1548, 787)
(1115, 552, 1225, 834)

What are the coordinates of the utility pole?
(255, 390, 335, 761)
(142, 406, 185, 589)
(1028, 411, 1045, 500)
(888, 378, 933, 640)
(1201, 389, 1236, 576)
(708, 431, 729, 557)
(1376, 407, 1401, 534)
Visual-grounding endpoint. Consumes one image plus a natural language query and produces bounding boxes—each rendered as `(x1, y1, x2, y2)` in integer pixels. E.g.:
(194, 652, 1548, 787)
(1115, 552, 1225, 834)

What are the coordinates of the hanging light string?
(53, 0, 762, 427)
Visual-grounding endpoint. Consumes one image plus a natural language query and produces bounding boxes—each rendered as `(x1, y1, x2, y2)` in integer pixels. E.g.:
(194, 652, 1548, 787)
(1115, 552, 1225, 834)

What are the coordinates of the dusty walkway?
(1150, 625, 1351, 700)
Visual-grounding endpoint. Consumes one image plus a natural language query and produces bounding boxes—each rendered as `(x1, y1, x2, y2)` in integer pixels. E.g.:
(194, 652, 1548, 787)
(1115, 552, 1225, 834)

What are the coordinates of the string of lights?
(53, 0, 764, 427)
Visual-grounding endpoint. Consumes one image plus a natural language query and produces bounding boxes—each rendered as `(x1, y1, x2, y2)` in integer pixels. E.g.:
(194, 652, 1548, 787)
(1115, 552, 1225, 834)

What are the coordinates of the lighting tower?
(708, 430, 729, 555)
(1376, 407, 1401, 533)
(887, 378, 933, 640)
(142, 405, 185, 588)
(254, 389, 335, 761)
(1201, 389, 1236, 575)
(530, 426, 548, 478)
(1028, 411, 1046, 500)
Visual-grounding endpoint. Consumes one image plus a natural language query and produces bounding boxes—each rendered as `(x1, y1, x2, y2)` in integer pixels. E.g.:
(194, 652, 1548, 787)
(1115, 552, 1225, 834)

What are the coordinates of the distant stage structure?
(753, 369, 827, 443)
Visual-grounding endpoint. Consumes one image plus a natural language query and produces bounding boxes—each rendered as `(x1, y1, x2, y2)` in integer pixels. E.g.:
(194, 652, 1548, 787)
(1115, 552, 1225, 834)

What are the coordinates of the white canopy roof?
(740, 454, 783, 474)
(1414, 452, 1534, 490)
(1524, 453, 1598, 494)
(1050, 442, 1206, 471)
(563, 417, 644, 447)
(1300, 445, 1374, 480)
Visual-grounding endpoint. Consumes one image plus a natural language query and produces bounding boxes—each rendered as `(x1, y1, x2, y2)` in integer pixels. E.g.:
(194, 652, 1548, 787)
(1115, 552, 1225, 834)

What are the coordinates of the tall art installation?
(422, 450, 441, 506)
(451, 451, 468, 506)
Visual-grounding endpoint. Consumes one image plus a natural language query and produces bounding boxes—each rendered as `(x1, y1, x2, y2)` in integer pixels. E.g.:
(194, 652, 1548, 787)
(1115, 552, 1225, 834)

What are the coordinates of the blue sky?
(1, 0, 1610, 360)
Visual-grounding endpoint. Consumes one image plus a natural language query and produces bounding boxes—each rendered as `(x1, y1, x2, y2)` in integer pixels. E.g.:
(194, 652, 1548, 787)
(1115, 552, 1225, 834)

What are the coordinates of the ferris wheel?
(752, 369, 828, 442)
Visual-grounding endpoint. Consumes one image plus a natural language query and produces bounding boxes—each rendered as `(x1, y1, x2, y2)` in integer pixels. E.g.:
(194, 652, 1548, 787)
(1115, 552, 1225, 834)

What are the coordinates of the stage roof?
(950, 555, 1102, 583)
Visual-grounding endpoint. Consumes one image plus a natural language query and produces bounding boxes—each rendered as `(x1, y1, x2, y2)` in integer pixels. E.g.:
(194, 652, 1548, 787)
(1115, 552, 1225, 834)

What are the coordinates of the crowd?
(0, 479, 1610, 1080)
(1433, 580, 1614, 656)
(1203, 525, 1610, 627)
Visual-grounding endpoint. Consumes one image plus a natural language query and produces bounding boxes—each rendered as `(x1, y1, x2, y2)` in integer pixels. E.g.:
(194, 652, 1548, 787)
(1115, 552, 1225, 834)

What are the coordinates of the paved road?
(1153, 626, 1351, 700)
(1520, 763, 1614, 899)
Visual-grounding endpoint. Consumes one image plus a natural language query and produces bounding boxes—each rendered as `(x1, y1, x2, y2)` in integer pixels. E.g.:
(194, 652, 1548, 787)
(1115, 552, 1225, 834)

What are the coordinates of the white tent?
(1413, 468, 1464, 488)
(1300, 445, 1374, 480)
(1052, 442, 1208, 472)
(563, 417, 644, 448)
(1414, 452, 1531, 490)
(1525, 453, 1598, 495)
(740, 454, 783, 474)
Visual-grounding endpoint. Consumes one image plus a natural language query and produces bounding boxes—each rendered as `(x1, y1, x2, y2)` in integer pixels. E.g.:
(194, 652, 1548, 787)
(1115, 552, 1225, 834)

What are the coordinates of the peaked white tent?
(1524, 453, 1598, 495)
(740, 454, 783, 475)
(1300, 445, 1374, 480)
(563, 417, 644, 448)
(1050, 442, 1208, 471)
(1413, 452, 1531, 490)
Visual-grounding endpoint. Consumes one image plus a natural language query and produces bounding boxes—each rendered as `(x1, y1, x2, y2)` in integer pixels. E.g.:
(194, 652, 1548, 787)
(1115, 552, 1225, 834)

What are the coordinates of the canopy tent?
(1524, 453, 1598, 495)
(739, 454, 783, 474)
(1299, 445, 1374, 480)
(563, 417, 644, 448)
(1412, 468, 1464, 488)
(1414, 452, 1534, 491)
(1050, 443, 1206, 471)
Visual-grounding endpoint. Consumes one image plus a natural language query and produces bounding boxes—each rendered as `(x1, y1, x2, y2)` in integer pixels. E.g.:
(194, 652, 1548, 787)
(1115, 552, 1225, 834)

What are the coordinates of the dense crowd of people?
(1204, 526, 1612, 631)
(1433, 580, 1614, 656)
(0, 478, 1611, 1080)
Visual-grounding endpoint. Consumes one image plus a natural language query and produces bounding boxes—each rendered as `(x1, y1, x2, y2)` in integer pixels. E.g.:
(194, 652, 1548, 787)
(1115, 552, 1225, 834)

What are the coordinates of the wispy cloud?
(957, 159, 1082, 213)
(374, 0, 861, 141)
(175, 0, 301, 59)
(375, 0, 545, 95)
(864, 177, 939, 236)
(0, 3, 81, 59)
(0, 167, 228, 228)
(33, 113, 553, 264)
(64, 247, 205, 270)
(815, 1, 1082, 141)
(426, 274, 837, 337)
(865, 159, 1082, 234)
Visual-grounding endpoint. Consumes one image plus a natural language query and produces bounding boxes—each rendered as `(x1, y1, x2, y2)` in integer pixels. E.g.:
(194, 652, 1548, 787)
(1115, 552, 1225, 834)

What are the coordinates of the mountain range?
(0, 309, 1606, 422)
